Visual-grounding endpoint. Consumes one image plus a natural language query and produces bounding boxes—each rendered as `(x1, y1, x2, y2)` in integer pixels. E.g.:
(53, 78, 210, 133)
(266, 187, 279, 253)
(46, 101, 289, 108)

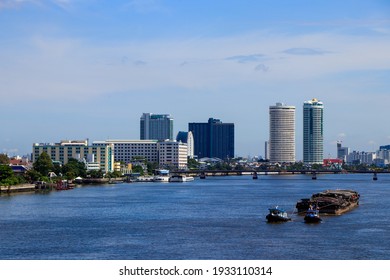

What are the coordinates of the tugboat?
(266, 206, 291, 222)
(304, 207, 322, 223)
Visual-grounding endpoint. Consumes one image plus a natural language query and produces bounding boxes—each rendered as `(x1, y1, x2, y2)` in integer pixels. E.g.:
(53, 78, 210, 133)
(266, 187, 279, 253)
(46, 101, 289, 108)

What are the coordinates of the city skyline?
(1, 1, 389, 159)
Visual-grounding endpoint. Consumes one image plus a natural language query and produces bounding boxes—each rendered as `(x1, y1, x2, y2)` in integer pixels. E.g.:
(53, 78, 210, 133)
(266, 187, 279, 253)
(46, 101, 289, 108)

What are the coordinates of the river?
(0, 174, 389, 260)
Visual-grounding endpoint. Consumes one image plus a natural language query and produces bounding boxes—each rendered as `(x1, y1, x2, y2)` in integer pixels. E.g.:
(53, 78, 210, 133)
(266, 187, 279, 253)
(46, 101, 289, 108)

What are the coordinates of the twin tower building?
(269, 98, 324, 164)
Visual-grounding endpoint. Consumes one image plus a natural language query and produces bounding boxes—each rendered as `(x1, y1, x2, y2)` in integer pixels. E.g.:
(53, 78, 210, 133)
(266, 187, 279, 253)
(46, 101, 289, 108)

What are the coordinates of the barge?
(296, 189, 360, 215)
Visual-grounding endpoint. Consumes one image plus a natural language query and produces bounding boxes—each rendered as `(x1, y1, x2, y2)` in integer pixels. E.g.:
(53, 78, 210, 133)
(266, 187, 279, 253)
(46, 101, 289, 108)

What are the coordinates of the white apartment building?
(96, 139, 188, 169)
(269, 103, 296, 163)
(95, 140, 159, 164)
(377, 149, 390, 164)
(32, 140, 114, 172)
(346, 151, 377, 165)
(157, 140, 188, 169)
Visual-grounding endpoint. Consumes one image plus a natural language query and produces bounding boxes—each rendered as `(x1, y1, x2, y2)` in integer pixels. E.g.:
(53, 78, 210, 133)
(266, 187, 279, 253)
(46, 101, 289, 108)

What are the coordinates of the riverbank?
(0, 184, 36, 195)
(0, 177, 125, 195)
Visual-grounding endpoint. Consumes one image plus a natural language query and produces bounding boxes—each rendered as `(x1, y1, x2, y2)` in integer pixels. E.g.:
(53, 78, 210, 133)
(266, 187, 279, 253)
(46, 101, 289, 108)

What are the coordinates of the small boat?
(136, 176, 154, 182)
(153, 176, 170, 182)
(153, 169, 170, 182)
(252, 172, 258, 179)
(304, 208, 322, 223)
(169, 175, 195, 182)
(266, 206, 291, 222)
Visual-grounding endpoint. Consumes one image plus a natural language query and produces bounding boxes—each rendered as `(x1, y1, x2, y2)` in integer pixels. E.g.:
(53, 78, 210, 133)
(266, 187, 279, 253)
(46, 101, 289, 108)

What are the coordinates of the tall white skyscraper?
(269, 103, 296, 163)
(140, 113, 174, 141)
(303, 98, 324, 164)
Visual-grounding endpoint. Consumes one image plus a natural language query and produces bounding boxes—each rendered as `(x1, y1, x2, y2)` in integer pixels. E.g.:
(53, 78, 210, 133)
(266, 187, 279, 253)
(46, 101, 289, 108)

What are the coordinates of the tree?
(88, 169, 103, 178)
(132, 165, 144, 175)
(0, 164, 14, 181)
(147, 161, 159, 174)
(0, 165, 20, 186)
(0, 154, 9, 164)
(188, 158, 200, 169)
(25, 169, 41, 182)
(33, 152, 54, 176)
(62, 158, 87, 179)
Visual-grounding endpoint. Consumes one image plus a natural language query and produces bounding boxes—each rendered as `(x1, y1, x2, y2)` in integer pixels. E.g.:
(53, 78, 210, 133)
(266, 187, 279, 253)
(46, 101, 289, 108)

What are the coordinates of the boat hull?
(296, 189, 360, 215)
(169, 175, 194, 182)
(266, 214, 291, 222)
(304, 215, 322, 223)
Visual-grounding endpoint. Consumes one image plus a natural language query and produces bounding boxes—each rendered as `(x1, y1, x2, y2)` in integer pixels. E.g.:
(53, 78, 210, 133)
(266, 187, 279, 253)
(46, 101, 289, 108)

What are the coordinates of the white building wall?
(269, 103, 296, 163)
(101, 140, 159, 164)
(157, 140, 188, 169)
(187, 131, 194, 158)
(346, 151, 377, 165)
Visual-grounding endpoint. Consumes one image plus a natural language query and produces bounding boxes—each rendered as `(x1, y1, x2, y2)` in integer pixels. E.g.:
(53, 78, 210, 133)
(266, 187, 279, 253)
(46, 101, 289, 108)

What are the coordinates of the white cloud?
(1, 30, 390, 103)
(283, 48, 331, 55)
(225, 54, 266, 63)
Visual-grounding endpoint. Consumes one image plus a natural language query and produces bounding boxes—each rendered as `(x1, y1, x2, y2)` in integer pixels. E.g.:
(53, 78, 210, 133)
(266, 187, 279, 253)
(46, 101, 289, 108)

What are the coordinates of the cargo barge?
(296, 189, 360, 215)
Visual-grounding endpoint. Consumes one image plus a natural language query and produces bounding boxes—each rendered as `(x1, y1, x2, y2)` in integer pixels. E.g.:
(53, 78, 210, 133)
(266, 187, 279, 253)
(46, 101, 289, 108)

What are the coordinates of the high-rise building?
(303, 98, 324, 164)
(269, 103, 296, 163)
(188, 118, 234, 160)
(337, 141, 349, 161)
(264, 141, 269, 161)
(140, 113, 174, 141)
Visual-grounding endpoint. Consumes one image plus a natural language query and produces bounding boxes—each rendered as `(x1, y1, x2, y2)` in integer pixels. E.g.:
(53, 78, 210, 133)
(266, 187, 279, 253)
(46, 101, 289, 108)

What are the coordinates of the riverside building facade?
(140, 113, 174, 141)
(32, 140, 114, 172)
(269, 103, 296, 163)
(96, 139, 188, 170)
(303, 98, 324, 164)
(157, 140, 188, 169)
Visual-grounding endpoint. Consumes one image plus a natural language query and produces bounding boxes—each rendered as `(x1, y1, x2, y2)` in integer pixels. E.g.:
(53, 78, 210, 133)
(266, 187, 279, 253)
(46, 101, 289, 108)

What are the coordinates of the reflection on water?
(1, 174, 390, 260)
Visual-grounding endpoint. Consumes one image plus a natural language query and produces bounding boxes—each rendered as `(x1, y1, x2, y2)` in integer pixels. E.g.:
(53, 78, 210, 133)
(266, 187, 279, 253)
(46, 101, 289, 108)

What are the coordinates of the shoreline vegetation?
(0, 171, 385, 195)
(1, 152, 389, 195)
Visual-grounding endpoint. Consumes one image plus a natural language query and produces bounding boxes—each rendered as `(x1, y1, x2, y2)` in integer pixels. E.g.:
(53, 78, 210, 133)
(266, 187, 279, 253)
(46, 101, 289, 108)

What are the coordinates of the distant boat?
(153, 176, 170, 182)
(136, 176, 154, 182)
(304, 208, 322, 223)
(266, 206, 291, 222)
(153, 169, 170, 182)
(169, 175, 195, 182)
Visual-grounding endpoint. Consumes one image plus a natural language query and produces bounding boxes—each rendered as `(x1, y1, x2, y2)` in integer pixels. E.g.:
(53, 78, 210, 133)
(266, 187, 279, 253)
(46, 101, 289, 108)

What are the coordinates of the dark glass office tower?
(140, 113, 174, 141)
(189, 118, 234, 160)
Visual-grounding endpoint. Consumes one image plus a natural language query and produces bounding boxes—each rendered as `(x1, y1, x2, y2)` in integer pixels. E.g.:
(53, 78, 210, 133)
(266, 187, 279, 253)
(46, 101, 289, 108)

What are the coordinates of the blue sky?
(1, 0, 389, 159)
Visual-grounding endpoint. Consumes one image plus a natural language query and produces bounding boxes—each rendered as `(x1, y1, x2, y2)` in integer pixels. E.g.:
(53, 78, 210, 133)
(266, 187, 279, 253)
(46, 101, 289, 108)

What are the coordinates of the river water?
(0, 174, 389, 260)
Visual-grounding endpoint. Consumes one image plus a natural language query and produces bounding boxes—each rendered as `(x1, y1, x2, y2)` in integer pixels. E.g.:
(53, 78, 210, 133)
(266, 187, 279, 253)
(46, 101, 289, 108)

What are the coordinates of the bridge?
(171, 169, 389, 180)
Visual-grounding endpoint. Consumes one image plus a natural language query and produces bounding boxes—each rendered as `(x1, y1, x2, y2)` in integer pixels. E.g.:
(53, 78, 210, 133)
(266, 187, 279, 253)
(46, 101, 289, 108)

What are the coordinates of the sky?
(0, 0, 389, 160)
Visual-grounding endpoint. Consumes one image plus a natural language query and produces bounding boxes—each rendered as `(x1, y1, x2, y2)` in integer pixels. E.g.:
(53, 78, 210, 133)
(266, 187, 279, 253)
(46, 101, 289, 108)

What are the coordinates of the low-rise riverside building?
(32, 140, 114, 173)
(94, 139, 188, 170)
(95, 140, 159, 164)
(157, 140, 188, 170)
